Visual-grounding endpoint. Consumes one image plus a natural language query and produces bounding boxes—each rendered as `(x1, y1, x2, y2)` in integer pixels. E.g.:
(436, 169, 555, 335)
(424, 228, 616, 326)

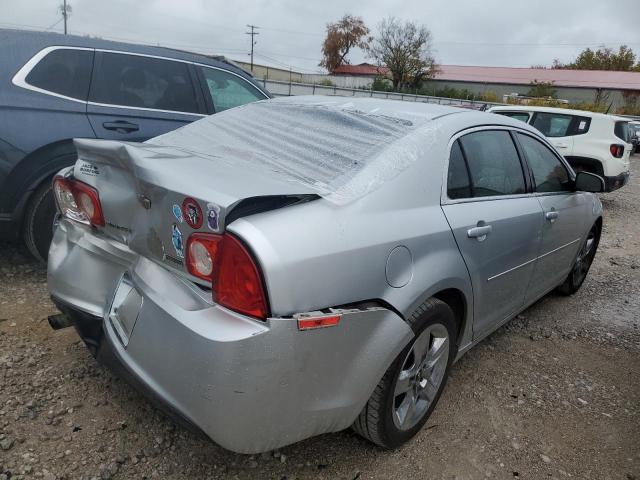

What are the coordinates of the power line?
(245, 24, 259, 72)
(45, 18, 63, 31)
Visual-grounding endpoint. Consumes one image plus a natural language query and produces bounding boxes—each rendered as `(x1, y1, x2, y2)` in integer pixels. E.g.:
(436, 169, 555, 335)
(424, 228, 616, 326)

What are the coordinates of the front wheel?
(352, 298, 457, 449)
(557, 223, 600, 295)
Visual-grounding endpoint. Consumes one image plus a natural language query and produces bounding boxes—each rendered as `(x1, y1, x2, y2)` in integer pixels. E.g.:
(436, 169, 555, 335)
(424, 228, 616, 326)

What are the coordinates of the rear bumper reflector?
(297, 314, 342, 331)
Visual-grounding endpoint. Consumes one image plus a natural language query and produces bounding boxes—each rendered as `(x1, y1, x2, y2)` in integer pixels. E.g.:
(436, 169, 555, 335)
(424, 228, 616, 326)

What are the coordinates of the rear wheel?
(23, 179, 58, 263)
(352, 298, 457, 448)
(557, 223, 600, 295)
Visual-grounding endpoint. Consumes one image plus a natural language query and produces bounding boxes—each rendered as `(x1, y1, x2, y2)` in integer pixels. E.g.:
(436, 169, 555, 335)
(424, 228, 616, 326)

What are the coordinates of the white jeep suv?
(488, 106, 632, 191)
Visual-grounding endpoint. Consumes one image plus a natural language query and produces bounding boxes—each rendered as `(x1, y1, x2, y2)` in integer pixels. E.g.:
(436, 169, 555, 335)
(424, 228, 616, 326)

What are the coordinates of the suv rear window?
(615, 121, 629, 142)
(90, 52, 199, 114)
(25, 48, 93, 100)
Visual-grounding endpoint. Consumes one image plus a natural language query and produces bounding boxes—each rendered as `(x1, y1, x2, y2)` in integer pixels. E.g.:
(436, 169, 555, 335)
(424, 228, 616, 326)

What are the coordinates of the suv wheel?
(23, 179, 58, 263)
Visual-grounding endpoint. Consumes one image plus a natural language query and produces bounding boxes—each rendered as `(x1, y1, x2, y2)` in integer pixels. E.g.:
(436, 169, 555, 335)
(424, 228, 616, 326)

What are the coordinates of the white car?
(488, 106, 632, 191)
(630, 121, 640, 154)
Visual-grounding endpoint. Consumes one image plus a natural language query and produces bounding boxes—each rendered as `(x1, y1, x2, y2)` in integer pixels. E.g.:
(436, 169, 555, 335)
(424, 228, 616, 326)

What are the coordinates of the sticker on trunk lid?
(206, 203, 220, 232)
(171, 223, 184, 258)
(182, 197, 203, 229)
(172, 204, 184, 222)
(78, 161, 100, 176)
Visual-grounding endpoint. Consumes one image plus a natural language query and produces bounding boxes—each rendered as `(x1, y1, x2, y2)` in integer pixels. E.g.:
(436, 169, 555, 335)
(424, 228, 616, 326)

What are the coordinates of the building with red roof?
(429, 65, 640, 109)
(332, 63, 390, 77)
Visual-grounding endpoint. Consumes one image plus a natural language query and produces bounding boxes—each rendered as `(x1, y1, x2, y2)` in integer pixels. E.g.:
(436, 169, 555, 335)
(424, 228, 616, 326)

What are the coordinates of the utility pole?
(59, 0, 71, 34)
(245, 24, 259, 72)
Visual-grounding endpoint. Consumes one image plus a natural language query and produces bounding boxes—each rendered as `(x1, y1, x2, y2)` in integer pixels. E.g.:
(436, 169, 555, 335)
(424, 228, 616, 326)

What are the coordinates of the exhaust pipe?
(48, 313, 74, 330)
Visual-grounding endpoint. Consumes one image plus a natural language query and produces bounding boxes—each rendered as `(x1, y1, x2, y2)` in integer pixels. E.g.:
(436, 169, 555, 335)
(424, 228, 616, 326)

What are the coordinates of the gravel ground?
(1, 155, 639, 480)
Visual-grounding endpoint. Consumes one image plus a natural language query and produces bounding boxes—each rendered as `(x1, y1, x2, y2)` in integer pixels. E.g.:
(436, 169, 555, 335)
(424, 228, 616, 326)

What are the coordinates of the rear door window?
(89, 52, 199, 114)
(25, 48, 93, 100)
(532, 112, 591, 137)
(458, 130, 526, 197)
(517, 133, 571, 192)
(199, 67, 265, 112)
(531, 112, 573, 137)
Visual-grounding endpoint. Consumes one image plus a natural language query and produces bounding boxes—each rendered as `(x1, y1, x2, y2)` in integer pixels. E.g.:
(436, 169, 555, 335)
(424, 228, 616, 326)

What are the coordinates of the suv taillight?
(53, 176, 105, 226)
(610, 144, 624, 158)
(186, 232, 269, 320)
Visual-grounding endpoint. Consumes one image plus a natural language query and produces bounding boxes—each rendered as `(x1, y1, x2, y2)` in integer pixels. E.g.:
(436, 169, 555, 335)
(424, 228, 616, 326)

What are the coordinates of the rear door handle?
(467, 225, 492, 240)
(102, 121, 139, 133)
(545, 211, 559, 222)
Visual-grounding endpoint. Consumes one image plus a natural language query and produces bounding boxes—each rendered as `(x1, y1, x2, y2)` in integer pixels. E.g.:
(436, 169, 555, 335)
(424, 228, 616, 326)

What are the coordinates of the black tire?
(557, 222, 600, 295)
(23, 179, 58, 263)
(352, 298, 457, 449)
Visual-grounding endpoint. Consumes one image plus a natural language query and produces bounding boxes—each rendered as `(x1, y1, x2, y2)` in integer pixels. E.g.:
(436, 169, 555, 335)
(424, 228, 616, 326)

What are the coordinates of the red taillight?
(53, 176, 105, 226)
(610, 144, 624, 158)
(186, 233, 222, 281)
(186, 232, 269, 320)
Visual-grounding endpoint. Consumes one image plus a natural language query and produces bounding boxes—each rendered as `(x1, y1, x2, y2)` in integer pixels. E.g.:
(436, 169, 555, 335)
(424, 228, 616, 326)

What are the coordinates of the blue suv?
(0, 29, 270, 261)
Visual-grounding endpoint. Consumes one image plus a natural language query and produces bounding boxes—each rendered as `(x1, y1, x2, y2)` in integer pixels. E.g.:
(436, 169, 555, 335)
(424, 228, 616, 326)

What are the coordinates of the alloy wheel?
(572, 229, 596, 286)
(392, 323, 449, 431)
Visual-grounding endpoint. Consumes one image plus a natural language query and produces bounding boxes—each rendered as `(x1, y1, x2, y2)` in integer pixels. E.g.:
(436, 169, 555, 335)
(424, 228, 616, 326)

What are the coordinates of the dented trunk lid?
(72, 138, 316, 271)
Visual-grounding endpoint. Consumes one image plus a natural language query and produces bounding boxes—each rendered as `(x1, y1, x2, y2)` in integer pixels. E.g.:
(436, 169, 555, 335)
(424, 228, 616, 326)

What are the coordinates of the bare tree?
(368, 17, 438, 91)
(320, 15, 370, 73)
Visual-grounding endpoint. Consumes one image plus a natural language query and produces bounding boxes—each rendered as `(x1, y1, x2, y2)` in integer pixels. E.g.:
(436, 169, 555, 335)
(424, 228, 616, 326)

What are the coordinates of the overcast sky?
(2, 0, 640, 73)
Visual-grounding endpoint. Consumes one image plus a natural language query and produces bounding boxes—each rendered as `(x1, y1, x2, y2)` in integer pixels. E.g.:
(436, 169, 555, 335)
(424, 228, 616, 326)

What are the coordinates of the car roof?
(267, 96, 540, 132)
(0, 28, 255, 82)
(267, 95, 465, 121)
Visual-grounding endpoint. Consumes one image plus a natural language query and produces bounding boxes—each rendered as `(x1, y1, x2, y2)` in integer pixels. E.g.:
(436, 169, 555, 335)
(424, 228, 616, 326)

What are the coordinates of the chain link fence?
(260, 79, 506, 110)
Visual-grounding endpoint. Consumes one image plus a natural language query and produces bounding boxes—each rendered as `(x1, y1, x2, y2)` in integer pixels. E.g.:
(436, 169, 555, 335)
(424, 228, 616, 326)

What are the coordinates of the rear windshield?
(149, 100, 439, 204)
(614, 121, 629, 142)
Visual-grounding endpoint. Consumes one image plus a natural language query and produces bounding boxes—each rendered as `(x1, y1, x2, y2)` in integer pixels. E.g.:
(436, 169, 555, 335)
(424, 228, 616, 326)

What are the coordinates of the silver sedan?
(47, 96, 604, 453)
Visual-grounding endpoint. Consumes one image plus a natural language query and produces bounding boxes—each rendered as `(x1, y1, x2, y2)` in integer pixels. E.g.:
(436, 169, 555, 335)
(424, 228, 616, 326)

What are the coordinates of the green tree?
(371, 75, 392, 91)
(319, 15, 370, 73)
(553, 45, 640, 71)
(368, 17, 438, 91)
(527, 80, 557, 98)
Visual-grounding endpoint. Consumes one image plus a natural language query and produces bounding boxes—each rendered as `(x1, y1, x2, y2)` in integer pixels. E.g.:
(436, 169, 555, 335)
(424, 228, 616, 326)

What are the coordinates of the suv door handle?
(545, 211, 559, 222)
(102, 121, 139, 133)
(467, 225, 492, 240)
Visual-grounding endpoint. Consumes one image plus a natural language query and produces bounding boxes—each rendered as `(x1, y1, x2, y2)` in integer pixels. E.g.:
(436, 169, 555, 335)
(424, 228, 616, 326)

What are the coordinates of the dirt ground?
(1, 156, 639, 480)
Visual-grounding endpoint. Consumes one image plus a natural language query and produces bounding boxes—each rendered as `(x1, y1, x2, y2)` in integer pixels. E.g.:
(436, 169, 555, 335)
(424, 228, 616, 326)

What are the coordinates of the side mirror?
(574, 171, 605, 193)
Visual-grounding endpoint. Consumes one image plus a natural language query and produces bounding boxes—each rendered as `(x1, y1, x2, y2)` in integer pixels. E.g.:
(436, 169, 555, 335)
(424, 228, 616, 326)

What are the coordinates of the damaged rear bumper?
(47, 220, 412, 453)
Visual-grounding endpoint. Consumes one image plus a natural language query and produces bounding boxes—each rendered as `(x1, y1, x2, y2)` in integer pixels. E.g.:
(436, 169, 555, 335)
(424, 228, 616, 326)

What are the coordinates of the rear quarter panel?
(228, 123, 473, 340)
